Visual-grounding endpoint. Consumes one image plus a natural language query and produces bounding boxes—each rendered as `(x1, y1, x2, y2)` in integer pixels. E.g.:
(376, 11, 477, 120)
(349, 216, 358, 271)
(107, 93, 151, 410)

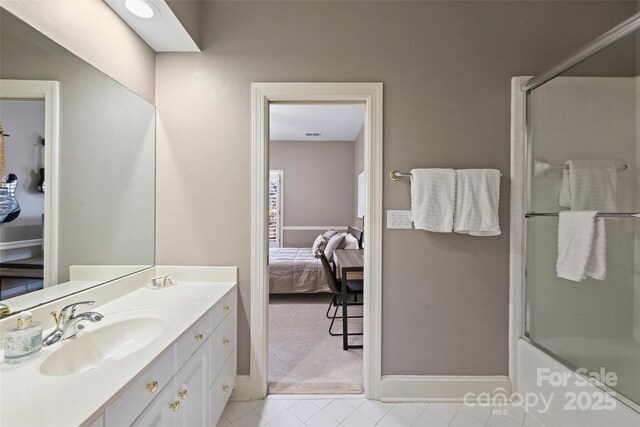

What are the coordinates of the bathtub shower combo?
(514, 11, 640, 421)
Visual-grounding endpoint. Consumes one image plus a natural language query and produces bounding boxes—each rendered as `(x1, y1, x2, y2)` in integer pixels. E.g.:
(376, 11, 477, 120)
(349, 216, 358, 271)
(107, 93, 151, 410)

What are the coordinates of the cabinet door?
(134, 378, 178, 427)
(177, 341, 209, 427)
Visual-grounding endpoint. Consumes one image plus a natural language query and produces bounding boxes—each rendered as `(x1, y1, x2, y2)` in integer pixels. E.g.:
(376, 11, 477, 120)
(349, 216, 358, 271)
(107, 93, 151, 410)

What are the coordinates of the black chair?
(316, 249, 363, 350)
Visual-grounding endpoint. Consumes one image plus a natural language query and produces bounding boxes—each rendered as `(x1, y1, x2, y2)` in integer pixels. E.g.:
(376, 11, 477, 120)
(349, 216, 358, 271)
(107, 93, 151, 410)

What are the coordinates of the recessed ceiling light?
(125, 0, 157, 19)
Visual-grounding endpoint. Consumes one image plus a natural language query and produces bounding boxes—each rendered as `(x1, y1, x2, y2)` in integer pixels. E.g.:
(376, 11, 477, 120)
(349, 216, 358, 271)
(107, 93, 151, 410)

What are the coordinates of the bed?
(268, 227, 363, 294)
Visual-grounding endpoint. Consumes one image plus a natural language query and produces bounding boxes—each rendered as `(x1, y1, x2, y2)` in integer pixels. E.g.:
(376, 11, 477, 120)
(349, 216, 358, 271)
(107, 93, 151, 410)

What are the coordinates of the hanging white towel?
(410, 168, 456, 232)
(558, 160, 618, 211)
(453, 169, 501, 236)
(559, 169, 571, 208)
(556, 211, 607, 282)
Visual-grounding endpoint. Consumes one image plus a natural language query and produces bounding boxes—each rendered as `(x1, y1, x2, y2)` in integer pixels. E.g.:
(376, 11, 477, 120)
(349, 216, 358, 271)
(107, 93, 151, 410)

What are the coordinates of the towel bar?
(389, 170, 503, 181)
(533, 159, 629, 177)
(525, 212, 640, 218)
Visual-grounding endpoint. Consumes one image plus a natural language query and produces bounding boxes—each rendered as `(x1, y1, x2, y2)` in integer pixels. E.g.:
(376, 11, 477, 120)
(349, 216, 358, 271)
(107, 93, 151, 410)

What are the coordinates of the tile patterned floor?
(218, 396, 546, 427)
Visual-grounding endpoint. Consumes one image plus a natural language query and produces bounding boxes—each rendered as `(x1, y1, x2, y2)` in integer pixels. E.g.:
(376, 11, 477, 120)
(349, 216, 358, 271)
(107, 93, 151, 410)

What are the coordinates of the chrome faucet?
(43, 301, 104, 346)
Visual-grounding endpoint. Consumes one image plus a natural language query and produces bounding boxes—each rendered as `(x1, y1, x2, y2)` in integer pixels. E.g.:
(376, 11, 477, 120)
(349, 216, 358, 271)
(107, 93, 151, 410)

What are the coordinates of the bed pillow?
(343, 233, 359, 250)
(322, 229, 338, 241)
(324, 233, 346, 261)
(311, 234, 327, 254)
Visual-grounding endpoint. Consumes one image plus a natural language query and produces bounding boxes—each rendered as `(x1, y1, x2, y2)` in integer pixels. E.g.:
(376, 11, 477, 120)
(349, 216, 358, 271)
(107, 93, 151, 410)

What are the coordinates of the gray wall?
(270, 140, 355, 248)
(155, 1, 637, 376)
(353, 126, 364, 229)
(1, 10, 156, 284)
(166, 0, 202, 50)
(1, 0, 156, 103)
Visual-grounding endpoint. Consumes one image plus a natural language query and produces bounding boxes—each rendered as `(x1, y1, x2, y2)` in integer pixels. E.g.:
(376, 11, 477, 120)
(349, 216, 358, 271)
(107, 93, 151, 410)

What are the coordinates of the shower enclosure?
(520, 12, 640, 413)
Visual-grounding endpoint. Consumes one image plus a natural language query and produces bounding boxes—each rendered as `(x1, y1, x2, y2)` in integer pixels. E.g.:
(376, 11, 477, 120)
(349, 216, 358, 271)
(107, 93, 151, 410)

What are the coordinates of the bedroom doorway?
(267, 103, 365, 394)
(250, 83, 383, 400)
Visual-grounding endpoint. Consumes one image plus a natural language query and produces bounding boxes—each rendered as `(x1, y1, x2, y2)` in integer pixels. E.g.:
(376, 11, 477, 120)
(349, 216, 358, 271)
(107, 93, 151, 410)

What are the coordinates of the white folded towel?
(410, 168, 456, 232)
(453, 169, 501, 236)
(559, 160, 618, 211)
(556, 211, 607, 282)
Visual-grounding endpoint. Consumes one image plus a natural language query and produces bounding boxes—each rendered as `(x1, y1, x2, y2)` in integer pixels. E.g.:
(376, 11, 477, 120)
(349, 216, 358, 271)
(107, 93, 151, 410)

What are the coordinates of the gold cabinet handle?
(169, 401, 181, 412)
(223, 338, 230, 346)
(222, 384, 229, 393)
(178, 389, 188, 400)
(223, 305, 230, 312)
(146, 380, 158, 393)
(195, 333, 203, 342)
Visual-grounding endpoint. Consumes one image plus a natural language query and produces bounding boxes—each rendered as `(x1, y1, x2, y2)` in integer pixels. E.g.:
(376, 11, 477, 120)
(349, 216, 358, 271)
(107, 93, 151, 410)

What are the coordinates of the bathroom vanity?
(0, 267, 237, 427)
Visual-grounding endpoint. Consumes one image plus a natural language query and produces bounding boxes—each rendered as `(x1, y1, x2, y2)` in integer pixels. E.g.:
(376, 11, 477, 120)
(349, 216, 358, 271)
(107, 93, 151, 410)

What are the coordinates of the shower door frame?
(512, 76, 640, 415)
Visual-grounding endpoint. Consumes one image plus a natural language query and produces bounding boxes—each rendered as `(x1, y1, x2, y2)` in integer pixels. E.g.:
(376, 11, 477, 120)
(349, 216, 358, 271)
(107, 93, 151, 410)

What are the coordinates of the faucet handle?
(60, 301, 95, 319)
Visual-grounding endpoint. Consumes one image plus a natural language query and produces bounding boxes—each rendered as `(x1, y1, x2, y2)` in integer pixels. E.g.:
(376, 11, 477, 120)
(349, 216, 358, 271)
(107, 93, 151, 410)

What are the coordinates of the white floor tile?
(305, 410, 340, 427)
(343, 397, 367, 408)
(523, 412, 545, 427)
(220, 398, 530, 427)
(358, 400, 394, 423)
(223, 402, 255, 422)
(387, 403, 425, 424)
(376, 411, 413, 427)
(423, 403, 460, 423)
(450, 411, 485, 427)
(249, 400, 266, 409)
(457, 403, 493, 423)
(341, 410, 376, 427)
(323, 400, 357, 422)
(231, 411, 269, 427)
(269, 410, 304, 427)
(311, 399, 334, 409)
(274, 399, 300, 409)
(216, 414, 232, 427)
(252, 400, 288, 422)
(502, 404, 526, 424)
(412, 410, 449, 427)
(290, 400, 322, 422)
(487, 413, 522, 427)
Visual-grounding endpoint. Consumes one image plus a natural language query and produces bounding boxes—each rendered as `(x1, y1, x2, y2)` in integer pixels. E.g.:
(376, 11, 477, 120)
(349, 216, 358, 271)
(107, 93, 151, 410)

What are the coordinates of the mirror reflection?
(0, 10, 155, 311)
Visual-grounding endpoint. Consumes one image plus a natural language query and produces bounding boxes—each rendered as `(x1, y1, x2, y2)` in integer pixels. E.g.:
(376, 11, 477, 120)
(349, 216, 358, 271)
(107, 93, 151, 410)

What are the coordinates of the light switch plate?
(387, 210, 413, 229)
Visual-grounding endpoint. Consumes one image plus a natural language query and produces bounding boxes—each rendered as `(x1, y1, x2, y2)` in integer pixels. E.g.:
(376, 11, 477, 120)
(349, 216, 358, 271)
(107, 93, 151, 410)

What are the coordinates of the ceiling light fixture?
(125, 0, 157, 19)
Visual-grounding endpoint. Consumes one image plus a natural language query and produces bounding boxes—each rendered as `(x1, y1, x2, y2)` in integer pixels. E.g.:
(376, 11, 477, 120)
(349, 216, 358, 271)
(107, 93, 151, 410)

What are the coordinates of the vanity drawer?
(210, 351, 236, 427)
(211, 288, 236, 330)
(133, 378, 178, 427)
(106, 348, 176, 427)
(176, 311, 211, 368)
(209, 314, 235, 385)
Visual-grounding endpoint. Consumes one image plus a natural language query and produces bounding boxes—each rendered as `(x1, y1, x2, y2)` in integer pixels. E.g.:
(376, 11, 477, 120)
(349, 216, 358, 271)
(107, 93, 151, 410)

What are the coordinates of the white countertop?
(0, 281, 236, 427)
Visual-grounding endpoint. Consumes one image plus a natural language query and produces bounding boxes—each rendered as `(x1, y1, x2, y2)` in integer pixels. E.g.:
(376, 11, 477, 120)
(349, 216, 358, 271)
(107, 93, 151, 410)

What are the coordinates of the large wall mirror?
(0, 9, 155, 314)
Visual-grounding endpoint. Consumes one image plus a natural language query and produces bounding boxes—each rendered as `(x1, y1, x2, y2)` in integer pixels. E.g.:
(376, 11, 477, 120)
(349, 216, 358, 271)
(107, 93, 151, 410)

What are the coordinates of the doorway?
(267, 103, 365, 394)
(250, 83, 383, 400)
(0, 80, 59, 298)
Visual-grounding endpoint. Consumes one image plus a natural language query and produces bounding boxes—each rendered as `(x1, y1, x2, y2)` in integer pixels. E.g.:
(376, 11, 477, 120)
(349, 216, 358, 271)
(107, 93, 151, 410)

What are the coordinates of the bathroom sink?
(39, 309, 173, 376)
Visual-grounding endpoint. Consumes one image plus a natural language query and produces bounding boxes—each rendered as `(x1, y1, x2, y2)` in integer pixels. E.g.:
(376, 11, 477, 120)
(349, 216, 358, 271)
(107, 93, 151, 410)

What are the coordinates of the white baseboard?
(380, 375, 511, 402)
(0, 239, 42, 251)
(230, 375, 251, 401)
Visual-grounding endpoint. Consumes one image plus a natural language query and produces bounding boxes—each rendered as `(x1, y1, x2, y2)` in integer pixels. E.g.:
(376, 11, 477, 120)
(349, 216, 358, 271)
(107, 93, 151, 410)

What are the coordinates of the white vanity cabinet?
(100, 286, 236, 427)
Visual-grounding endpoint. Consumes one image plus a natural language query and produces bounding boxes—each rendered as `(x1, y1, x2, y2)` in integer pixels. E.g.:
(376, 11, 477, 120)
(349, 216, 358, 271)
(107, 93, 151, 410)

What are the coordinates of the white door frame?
(0, 80, 60, 287)
(250, 82, 383, 400)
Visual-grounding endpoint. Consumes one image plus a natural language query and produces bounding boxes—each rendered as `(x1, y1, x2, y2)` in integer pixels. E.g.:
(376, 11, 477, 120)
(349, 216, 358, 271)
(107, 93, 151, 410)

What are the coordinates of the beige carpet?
(268, 293, 363, 394)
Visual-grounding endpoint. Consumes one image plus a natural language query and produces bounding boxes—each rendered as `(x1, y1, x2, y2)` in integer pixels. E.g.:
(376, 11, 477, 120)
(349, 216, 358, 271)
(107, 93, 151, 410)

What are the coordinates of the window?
(268, 170, 283, 248)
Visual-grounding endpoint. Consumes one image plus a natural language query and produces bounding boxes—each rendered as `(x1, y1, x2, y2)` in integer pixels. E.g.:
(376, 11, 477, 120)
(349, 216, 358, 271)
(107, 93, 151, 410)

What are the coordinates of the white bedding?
(268, 247, 330, 293)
